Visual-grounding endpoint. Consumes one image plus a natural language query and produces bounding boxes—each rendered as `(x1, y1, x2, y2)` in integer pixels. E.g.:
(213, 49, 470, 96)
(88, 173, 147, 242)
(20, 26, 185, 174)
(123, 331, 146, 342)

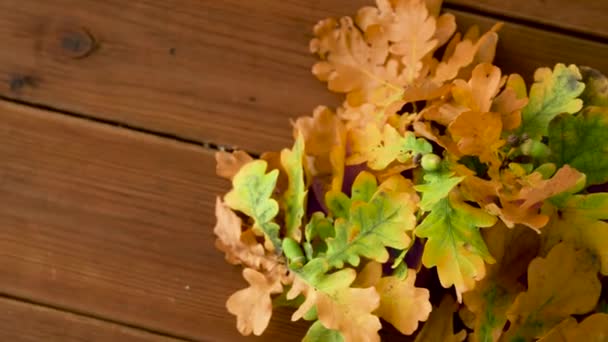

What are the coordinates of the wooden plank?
(0, 1, 607, 153)
(0, 297, 180, 342)
(0, 100, 310, 341)
(446, 0, 608, 40)
(450, 10, 608, 83)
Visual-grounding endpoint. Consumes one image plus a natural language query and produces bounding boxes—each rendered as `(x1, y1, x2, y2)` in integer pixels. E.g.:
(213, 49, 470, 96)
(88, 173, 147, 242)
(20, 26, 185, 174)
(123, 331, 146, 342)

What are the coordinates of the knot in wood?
(60, 28, 96, 59)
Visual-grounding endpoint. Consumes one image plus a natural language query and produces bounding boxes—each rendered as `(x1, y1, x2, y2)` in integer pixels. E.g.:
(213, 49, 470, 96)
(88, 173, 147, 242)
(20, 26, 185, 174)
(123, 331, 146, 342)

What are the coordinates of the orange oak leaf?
(491, 74, 528, 131)
(226, 268, 284, 336)
(452, 63, 503, 113)
(448, 111, 504, 164)
(215, 150, 254, 180)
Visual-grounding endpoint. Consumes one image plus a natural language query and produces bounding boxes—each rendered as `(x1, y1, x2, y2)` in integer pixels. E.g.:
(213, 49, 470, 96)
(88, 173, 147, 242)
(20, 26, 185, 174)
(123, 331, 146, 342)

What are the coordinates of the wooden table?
(0, 1, 606, 341)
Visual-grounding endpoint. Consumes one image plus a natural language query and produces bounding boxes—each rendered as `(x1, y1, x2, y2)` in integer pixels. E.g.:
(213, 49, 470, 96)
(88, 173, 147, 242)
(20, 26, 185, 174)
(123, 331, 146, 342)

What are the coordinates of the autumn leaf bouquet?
(212, 0, 608, 341)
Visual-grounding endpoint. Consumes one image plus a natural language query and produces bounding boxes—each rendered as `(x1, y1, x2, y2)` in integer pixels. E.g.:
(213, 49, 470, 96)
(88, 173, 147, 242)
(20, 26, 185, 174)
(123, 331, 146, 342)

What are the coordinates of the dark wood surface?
(0, 1, 606, 341)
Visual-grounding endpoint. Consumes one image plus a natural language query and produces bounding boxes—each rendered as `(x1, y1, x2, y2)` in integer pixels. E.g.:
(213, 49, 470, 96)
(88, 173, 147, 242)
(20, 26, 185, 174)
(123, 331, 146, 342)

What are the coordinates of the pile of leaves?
(213, 0, 608, 340)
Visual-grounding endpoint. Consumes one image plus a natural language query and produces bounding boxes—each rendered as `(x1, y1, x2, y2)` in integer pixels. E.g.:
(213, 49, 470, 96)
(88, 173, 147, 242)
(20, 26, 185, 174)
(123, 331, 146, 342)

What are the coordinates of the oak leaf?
(213, 198, 277, 271)
(224, 160, 282, 251)
(517, 63, 585, 139)
(349, 123, 432, 170)
(539, 314, 608, 342)
(414, 295, 467, 342)
(280, 133, 307, 242)
(226, 268, 284, 336)
(543, 193, 608, 275)
(375, 270, 432, 335)
(504, 243, 601, 341)
(462, 223, 540, 342)
(215, 150, 254, 180)
(415, 191, 496, 300)
(548, 107, 608, 186)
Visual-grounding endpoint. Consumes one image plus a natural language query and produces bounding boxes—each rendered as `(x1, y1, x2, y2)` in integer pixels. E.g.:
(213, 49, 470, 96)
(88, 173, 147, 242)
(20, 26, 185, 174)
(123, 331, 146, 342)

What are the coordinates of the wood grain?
(0, 1, 607, 153)
(451, 10, 608, 83)
(0, 296, 180, 342)
(446, 0, 608, 40)
(0, 99, 310, 341)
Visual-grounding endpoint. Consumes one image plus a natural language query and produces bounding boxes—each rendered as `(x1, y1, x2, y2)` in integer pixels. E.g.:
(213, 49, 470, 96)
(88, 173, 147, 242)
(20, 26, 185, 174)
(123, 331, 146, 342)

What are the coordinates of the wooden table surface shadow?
(0, 1, 606, 341)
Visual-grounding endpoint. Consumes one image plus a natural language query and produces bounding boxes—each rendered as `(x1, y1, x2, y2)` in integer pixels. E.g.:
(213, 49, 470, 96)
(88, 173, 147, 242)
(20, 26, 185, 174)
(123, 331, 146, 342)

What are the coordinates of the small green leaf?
(518, 63, 585, 139)
(414, 169, 464, 212)
(548, 107, 608, 186)
(281, 132, 307, 242)
(224, 160, 282, 251)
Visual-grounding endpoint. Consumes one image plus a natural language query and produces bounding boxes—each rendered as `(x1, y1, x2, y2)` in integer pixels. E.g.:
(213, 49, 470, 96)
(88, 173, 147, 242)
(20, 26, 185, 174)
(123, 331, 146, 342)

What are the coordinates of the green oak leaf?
(303, 212, 334, 260)
(281, 133, 307, 241)
(325, 191, 351, 220)
(350, 171, 377, 203)
(301, 172, 416, 280)
(548, 107, 608, 186)
(518, 63, 585, 139)
(414, 169, 464, 212)
(224, 160, 282, 251)
(415, 192, 496, 299)
(580, 66, 608, 107)
(303, 321, 344, 342)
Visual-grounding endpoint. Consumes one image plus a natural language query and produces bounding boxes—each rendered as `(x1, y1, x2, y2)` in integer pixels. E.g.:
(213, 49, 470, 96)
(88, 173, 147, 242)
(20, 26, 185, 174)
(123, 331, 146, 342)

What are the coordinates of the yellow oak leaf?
(317, 286, 382, 342)
(414, 295, 467, 342)
(349, 123, 432, 169)
(504, 243, 602, 341)
(280, 133, 307, 242)
(375, 270, 432, 335)
(226, 268, 284, 336)
(463, 223, 540, 342)
(215, 150, 254, 180)
(539, 314, 608, 342)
